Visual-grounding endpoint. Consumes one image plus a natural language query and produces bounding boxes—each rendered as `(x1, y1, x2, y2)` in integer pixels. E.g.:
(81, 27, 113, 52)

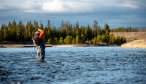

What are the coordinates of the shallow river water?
(0, 47, 146, 84)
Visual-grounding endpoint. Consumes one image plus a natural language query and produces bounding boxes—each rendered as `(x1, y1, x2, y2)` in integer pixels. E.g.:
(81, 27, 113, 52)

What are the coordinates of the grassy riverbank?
(112, 32, 146, 48)
(112, 32, 146, 42)
(121, 40, 146, 48)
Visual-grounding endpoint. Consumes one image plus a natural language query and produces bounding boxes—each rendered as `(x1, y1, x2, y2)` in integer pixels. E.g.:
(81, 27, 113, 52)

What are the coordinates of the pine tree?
(47, 38, 52, 44)
(76, 35, 80, 44)
(64, 35, 72, 44)
(92, 20, 98, 30)
(17, 21, 24, 41)
(24, 21, 33, 41)
(72, 38, 76, 44)
(59, 37, 64, 44)
(9, 20, 17, 41)
(104, 23, 110, 35)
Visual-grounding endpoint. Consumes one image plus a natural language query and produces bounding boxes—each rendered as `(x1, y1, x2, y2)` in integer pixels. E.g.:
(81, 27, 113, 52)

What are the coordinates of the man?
(33, 28, 45, 61)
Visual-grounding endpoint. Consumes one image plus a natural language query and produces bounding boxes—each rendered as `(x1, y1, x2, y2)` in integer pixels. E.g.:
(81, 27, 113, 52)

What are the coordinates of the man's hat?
(38, 28, 43, 31)
(35, 31, 40, 35)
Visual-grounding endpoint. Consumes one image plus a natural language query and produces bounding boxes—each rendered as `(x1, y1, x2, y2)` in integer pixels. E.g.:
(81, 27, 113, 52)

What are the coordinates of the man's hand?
(34, 43, 37, 46)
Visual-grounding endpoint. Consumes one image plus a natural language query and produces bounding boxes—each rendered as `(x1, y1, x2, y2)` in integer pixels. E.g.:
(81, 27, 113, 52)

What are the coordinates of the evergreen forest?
(0, 20, 126, 45)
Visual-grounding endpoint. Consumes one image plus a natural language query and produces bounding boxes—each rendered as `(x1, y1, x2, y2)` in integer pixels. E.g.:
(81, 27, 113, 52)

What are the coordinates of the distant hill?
(112, 32, 146, 42)
(111, 32, 146, 48)
(121, 39, 146, 48)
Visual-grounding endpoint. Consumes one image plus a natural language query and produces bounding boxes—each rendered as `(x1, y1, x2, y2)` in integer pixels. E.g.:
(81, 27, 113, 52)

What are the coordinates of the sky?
(0, 0, 146, 28)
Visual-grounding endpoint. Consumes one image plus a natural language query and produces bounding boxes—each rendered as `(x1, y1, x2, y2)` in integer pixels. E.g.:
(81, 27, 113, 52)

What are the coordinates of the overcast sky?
(0, 0, 146, 28)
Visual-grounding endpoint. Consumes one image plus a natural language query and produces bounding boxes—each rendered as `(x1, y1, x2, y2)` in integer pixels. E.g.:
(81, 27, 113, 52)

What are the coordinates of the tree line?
(110, 27, 146, 32)
(110, 27, 138, 32)
(0, 20, 126, 45)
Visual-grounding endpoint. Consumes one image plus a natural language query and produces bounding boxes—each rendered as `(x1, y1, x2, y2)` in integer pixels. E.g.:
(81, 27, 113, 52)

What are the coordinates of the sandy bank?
(121, 39, 146, 48)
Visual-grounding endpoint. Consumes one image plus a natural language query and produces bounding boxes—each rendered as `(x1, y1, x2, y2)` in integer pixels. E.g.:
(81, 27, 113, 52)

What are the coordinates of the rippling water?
(0, 47, 146, 84)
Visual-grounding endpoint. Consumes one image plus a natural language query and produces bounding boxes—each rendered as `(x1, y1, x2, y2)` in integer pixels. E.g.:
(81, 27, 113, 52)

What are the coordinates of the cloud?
(31, 0, 146, 13)
(0, 0, 145, 13)
(0, 0, 146, 27)
(42, 0, 67, 13)
(41, 0, 95, 13)
(0, 0, 42, 13)
(117, 0, 143, 9)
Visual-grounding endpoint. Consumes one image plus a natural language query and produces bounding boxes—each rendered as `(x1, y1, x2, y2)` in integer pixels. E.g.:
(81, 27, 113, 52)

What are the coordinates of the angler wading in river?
(32, 28, 45, 62)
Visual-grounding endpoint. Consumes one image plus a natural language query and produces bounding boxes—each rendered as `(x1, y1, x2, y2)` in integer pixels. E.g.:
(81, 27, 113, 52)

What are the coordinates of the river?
(0, 47, 146, 84)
